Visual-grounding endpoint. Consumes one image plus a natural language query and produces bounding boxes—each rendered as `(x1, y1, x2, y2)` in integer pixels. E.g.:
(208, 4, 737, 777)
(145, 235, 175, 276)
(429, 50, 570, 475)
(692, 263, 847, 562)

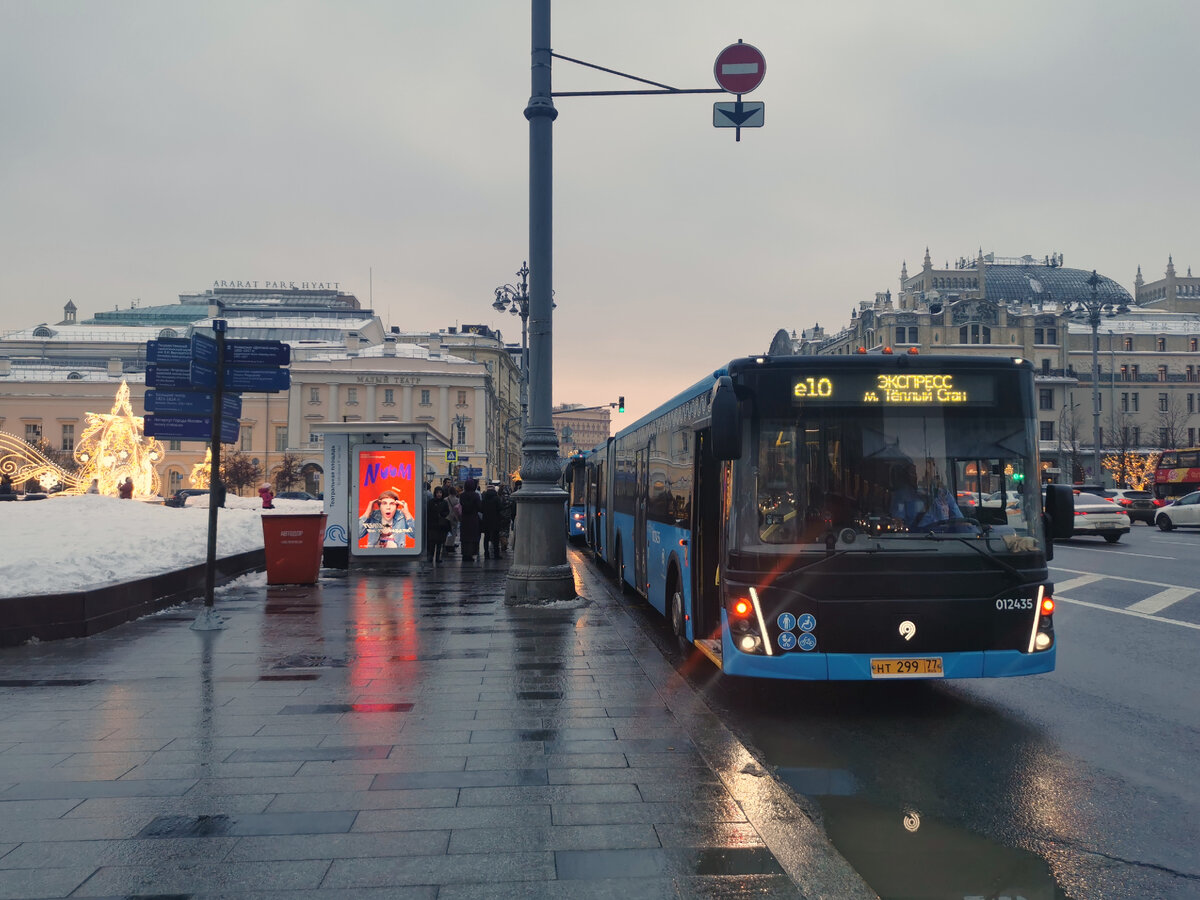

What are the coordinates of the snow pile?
(0, 495, 324, 598)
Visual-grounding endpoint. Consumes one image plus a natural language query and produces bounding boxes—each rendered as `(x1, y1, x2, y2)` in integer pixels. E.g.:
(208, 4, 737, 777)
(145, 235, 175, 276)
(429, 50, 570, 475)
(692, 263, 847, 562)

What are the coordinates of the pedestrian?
(118, 477, 133, 499)
(445, 486, 461, 555)
(481, 481, 502, 558)
(258, 482, 275, 509)
(427, 486, 451, 564)
(84, 478, 99, 495)
(458, 478, 482, 561)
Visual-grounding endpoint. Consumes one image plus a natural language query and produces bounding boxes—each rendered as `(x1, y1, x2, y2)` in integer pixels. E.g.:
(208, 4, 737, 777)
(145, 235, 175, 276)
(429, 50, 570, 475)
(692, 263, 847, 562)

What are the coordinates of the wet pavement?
(0, 550, 871, 899)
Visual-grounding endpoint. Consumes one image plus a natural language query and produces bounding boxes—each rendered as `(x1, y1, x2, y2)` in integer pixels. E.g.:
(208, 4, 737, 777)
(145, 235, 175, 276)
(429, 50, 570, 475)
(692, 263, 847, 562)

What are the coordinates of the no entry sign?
(714, 42, 766, 94)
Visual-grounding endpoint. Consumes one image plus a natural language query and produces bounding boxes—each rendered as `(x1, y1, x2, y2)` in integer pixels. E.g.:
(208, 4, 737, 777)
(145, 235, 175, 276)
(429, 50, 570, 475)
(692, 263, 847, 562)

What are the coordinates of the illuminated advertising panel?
(351, 444, 423, 556)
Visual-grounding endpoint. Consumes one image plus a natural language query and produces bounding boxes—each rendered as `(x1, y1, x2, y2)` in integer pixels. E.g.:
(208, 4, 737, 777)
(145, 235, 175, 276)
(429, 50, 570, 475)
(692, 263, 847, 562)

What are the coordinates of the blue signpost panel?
(145, 414, 240, 444)
(146, 361, 218, 390)
(145, 390, 242, 419)
(190, 333, 218, 365)
(224, 339, 290, 367)
(223, 366, 290, 393)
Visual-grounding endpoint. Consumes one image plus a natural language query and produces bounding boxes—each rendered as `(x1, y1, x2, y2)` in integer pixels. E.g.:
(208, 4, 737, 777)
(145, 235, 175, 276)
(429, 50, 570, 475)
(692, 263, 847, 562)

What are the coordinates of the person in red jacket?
(118, 477, 134, 499)
(258, 482, 275, 509)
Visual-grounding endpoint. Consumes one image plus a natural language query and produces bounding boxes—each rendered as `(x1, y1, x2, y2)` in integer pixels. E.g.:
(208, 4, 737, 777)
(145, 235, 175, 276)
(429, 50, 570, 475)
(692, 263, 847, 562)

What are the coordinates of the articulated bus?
(583, 353, 1075, 681)
(562, 454, 587, 542)
(1152, 447, 1200, 502)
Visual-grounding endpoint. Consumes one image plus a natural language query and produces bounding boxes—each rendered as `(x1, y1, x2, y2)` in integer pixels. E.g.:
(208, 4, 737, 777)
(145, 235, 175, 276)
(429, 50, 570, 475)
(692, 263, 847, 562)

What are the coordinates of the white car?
(1155, 491, 1200, 531)
(1066, 492, 1130, 543)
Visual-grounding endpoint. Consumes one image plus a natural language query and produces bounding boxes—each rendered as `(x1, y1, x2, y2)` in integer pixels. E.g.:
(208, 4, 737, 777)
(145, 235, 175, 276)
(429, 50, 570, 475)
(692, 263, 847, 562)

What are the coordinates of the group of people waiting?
(425, 478, 517, 564)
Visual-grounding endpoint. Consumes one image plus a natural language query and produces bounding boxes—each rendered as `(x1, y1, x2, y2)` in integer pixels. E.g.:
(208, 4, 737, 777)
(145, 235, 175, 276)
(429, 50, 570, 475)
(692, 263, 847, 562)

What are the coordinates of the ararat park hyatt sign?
(212, 280, 340, 290)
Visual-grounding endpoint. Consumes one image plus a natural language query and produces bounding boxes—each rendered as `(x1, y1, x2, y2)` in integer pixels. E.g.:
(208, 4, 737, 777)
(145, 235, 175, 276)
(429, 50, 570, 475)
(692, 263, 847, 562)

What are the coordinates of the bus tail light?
(726, 589, 773, 656)
(1028, 586, 1055, 653)
(732, 599, 751, 617)
(1041, 597, 1055, 615)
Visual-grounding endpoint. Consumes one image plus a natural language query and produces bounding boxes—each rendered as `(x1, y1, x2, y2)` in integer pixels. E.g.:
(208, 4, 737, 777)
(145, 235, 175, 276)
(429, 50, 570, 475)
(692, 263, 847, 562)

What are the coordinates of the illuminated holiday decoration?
(1102, 451, 1160, 491)
(191, 448, 213, 489)
(0, 431, 82, 493)
(73, 380, 166, 497)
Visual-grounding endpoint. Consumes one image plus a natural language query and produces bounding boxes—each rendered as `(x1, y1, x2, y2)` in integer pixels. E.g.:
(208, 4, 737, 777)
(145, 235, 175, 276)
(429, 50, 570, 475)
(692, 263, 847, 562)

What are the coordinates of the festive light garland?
(73, 380, 165, 497)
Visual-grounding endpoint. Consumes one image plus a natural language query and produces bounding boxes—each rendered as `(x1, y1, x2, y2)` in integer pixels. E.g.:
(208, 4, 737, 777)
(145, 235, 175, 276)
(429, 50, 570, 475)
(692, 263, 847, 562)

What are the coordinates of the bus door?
(634, 446, 648, 596)
(691, 426, 722, 646)
(586, 461, 599, 548)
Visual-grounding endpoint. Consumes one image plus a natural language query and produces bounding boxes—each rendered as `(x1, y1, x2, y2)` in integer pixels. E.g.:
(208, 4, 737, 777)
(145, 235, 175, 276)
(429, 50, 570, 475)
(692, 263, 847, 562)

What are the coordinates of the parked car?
(164, 488, 209, 508)
(1063, 492, 1130, 543)
(1099, 489, 1157, 524)
(276, 491, 318, 501)
(1154, 491, 1200, 531)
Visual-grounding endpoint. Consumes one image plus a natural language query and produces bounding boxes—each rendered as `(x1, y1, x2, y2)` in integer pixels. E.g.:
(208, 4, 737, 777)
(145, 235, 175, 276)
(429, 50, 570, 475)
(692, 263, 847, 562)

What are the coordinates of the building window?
(1189, 394, 1195, 414)
(275, 426, 288, 451)
(1191, 338, 1198, 352)
(168, 470, 183, 493)
(168, 440, 182, 451)
(24, 423, 41, 443)
(1121, 393, 1129, 413)
(240, 426, 253, 451)
(896, 326, 906, 344)
(1158, 365, 1168, 382)
(420, 389, 431, 406)
(1131, 426, 1140, 446)
(1157, 337, 1166, 352)
(1034, 327, 1043, 344)
(1160, 428, 1170, 447)
(1159, 392, 1169, 412)
(1188, 366, 1197, 383)
(1123, 337, 1133, 351)
(1041, 359, 1051, 375)
(457, 390, 467, 406)
(1040, 421, 1054, 442)
(1131, 365, 1140, 380)
(1039, 389, 1054, 410)
(346, 388, 358, 405)
(60, 424, 74, 452)
(384, 388, 394, 404)
(1132, 393, 1139, 412)
(310, 387, 320, 403)
(1047, 327, 1057, 344)
(308, 432, 324, 444)
(456, 420, 467, 444)
(958, 324, 990, 344)
(1120, 365, 1130, 382)
(1189, 428, 1196, 446)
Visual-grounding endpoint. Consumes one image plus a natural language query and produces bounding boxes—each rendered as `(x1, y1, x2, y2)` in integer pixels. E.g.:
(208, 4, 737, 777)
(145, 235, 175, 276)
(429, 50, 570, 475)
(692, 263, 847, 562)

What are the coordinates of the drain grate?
(138, 814, 232, 838)
(258, 673, 321, 682)
(272, 654, 346, 669)
(278, 702, 413, 715)
(0, 679, 95, 687)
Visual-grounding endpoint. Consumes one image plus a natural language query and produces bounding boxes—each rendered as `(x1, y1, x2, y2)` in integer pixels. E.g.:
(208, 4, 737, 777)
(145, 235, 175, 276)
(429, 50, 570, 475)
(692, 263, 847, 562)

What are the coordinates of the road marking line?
(1051, 566, 1187, 591)
(1055, 546, 1175, 559)
(1053, 574, 1103, 594)
(1055, 596, 1200, 631)
(1126, 587, 1195, 615)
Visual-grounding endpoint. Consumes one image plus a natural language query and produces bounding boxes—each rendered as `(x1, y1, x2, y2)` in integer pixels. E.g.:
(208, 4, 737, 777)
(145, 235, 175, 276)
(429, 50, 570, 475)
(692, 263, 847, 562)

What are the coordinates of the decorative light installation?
(73, 379, 165, 497)
(190, 447, 213, 489)
(0, 432, 80, 493)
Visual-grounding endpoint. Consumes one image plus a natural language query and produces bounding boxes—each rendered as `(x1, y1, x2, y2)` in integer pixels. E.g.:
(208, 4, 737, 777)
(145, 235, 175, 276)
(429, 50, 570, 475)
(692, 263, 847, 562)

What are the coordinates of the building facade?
(552, 405, 612, 459)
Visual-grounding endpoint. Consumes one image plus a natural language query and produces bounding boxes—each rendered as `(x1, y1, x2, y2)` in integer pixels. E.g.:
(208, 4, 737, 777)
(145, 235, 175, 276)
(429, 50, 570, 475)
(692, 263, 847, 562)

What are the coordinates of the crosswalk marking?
(1053, 597, 1200, 632)
(1053, 574, 1103, 594)
(1126, 587, 1195, 615)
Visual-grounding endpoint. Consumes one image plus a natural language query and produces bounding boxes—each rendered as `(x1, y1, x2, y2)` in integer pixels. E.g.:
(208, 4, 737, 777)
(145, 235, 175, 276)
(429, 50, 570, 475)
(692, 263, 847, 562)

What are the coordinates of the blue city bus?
(562, 454, 587, 543)
(585, 352, 1075, 680)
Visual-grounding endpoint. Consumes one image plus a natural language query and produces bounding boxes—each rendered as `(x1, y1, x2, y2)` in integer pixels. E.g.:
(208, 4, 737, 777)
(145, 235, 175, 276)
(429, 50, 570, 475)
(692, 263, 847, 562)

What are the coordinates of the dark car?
(276, 491, 318, 501)
(1100, 489, 1157, 525)
(164, 488, 209, 508)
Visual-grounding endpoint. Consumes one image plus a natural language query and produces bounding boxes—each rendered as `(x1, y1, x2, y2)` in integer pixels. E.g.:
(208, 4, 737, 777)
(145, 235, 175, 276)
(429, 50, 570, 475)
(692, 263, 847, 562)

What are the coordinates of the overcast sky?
(2, 1, 1197, 422)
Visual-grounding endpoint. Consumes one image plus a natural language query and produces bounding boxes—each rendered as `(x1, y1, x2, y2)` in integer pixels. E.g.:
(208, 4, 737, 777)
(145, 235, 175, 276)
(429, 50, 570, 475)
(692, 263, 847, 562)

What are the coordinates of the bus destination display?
(792, 372, 996, 406)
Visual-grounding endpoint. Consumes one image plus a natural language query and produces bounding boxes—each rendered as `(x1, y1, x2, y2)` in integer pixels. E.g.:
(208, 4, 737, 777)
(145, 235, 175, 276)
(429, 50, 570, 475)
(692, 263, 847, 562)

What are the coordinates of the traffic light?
(618, 396, 625, 413)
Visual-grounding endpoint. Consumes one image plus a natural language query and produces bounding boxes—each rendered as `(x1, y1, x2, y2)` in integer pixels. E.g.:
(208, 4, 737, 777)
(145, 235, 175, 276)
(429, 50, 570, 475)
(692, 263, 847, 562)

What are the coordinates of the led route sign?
(792, 373, 995, 406)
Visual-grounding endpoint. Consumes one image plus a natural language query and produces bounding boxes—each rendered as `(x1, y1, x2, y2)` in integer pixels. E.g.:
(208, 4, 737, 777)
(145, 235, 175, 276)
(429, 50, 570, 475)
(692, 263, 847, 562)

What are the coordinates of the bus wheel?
(670, 590, 687, 641)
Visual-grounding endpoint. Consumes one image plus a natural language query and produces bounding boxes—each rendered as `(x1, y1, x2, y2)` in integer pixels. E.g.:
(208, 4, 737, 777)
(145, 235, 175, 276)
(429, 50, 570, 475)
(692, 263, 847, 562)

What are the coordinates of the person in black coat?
(426, 486, 451, 563)
(458, 479, 482, 561)
(480, 482, 503, 558)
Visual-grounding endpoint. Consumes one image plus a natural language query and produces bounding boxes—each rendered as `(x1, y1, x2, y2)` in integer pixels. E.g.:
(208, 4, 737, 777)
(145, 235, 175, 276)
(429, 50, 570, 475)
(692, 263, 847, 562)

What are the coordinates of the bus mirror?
(1043, 483, 1074, 541)
(711, 376, 742, 461)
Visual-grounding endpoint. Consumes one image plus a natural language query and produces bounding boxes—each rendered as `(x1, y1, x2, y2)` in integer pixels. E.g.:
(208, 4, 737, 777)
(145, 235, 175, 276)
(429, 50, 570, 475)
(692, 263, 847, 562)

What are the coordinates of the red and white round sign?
(713, 42, 766, 94)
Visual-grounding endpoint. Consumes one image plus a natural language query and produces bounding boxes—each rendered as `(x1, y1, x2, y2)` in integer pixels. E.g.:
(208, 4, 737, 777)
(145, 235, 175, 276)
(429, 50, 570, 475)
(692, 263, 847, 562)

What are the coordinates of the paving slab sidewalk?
(0, 550, 874, 899)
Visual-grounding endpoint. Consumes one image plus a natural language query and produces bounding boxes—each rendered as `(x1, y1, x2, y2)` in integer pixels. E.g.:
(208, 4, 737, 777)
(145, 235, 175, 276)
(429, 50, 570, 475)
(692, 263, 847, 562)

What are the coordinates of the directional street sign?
(146, 361, 217, 390)
(146, 334, 217, 366)
(144, 414, 240, 444)
(145, 390, 242, 419)
(714, 42, 766, 94)
(713, 101, 764, 128)
(225, 339, 290, 367)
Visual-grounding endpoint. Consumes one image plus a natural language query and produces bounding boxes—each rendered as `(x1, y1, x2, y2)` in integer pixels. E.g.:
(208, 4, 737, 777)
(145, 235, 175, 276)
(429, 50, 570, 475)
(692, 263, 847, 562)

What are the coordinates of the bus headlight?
(739, 634, 762, 653)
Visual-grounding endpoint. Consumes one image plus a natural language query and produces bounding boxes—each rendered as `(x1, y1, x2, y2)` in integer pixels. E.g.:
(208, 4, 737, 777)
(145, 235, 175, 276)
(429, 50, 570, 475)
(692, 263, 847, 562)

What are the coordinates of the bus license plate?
(870, 657, 944, 678)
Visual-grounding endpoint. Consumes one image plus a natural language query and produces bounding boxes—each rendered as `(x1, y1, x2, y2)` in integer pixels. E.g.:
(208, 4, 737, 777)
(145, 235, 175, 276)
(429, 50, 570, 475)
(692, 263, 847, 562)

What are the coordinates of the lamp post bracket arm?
(550, 51, 681, 91)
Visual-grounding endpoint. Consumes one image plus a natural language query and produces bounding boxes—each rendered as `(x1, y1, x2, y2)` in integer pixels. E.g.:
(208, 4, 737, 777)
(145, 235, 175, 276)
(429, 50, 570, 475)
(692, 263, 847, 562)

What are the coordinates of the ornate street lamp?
(1073, 271, 1129, 483)
(492, 261, 530, 431)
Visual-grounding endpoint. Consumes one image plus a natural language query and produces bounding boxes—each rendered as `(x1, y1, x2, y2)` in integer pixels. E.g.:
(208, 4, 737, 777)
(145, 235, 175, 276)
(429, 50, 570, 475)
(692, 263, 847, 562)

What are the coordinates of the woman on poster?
(358, 489, 415, 548)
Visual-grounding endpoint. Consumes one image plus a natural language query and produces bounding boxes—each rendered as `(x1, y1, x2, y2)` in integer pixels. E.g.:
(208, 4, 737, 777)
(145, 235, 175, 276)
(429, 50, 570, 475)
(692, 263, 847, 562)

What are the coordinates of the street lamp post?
(492, 261, 530, 431)
(1074, 271, 1129, 485)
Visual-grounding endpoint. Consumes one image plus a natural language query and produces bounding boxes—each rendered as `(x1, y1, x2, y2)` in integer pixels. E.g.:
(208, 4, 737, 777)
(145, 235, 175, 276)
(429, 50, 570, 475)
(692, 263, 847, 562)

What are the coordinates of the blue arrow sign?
(190, 332, 218, 365)
(145, 390, 242, 418)
(225, 339, 290, 366)
(144, 414, 240, 444)
(146, 361, 217, 390)
(223, 366, 290, 393)
(146, 338, 192, 364)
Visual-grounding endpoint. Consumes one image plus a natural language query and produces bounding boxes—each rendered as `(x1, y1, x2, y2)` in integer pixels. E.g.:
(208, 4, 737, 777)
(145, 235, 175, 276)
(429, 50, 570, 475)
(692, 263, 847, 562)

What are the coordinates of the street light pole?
(1075, 271, 1128, 486)
(502, 0, 574, 603)
(493, 261, 530, 432)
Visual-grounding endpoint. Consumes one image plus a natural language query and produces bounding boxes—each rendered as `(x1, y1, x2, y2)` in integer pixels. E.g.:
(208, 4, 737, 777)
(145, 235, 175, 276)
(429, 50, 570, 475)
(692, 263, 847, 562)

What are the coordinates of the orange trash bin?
(261, 513, 328, 585)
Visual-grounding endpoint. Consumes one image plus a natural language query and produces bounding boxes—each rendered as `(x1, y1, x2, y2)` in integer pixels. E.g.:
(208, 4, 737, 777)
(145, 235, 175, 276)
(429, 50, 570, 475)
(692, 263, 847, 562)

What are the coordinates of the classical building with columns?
(0, 285, 522, 494)
(788, 251, 1200, 486)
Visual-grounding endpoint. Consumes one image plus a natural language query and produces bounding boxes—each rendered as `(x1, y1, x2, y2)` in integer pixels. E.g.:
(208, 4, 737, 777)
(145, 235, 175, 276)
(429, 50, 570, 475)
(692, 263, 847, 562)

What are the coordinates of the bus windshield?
(738, 406, 1044, 554)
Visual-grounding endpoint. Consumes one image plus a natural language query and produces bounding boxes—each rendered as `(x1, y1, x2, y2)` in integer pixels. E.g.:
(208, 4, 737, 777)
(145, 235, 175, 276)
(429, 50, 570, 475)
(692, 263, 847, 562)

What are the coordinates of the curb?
(0, 548, 266, 647)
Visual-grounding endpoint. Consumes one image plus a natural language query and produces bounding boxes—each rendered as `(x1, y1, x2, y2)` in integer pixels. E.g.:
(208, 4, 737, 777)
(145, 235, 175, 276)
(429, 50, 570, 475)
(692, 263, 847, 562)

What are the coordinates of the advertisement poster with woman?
(352, 445, 423, 556)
